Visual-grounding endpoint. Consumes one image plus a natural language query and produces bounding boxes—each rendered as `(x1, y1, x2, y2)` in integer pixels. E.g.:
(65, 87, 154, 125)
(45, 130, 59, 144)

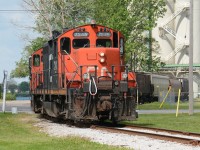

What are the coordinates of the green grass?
(1, 113, 200, 150)
(124, 113, 200, 133)
(137, 101, 200, 110)
(0, 113, 127, 150)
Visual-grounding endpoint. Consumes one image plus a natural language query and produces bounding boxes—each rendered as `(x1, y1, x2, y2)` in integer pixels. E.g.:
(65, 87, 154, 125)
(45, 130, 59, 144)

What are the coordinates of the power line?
(0, 10, 39, 12)
(0, 10, 41, 13)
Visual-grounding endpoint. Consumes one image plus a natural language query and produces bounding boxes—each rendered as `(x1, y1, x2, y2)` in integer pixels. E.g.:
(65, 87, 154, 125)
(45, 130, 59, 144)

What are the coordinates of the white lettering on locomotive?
(86, 66, 114, 78)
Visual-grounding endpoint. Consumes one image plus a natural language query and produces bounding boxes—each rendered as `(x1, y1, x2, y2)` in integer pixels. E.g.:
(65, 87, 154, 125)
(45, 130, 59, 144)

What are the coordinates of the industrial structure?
(153, 0, 200, 97)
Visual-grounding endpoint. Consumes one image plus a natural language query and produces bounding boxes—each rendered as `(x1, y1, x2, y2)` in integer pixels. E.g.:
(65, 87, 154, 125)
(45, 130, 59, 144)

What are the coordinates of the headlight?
(99, 52, 105, 57)
(122, 73, 128, 79)
(99, 58, 105, 63)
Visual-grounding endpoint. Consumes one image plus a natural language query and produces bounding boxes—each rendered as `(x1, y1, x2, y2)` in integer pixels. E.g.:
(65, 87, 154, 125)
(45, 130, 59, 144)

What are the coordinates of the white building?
(153, 0, 200, 96)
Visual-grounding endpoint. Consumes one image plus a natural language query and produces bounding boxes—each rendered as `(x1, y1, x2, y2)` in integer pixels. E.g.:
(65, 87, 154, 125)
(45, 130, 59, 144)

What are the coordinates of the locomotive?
(29, 23, 138, 123)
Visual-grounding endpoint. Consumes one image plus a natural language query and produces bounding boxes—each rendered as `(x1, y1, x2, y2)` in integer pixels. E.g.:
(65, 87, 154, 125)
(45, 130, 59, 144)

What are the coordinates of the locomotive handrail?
(111, 65, 129, 82)
(97, 76, 112, 80)
(79, 65, 98, 82)
(63, 50, 78, 67)
(79, 65, 98, 67)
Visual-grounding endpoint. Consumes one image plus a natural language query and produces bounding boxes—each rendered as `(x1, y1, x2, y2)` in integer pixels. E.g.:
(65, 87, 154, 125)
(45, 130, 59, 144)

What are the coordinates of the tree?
(13, 0, 166, 78)
(22, 0, 94, 38)
(93, 0, 166, 71)
(11, 37, 47, 78)
(8, 84, 18, 94)
(18, 81, 29, 92)
(12, 0, 94, 78)
(7, 79, 18, 94)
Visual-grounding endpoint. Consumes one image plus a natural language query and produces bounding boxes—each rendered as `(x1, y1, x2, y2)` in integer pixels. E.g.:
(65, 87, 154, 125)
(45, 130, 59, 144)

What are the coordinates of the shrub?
(7, 93, 16, 100)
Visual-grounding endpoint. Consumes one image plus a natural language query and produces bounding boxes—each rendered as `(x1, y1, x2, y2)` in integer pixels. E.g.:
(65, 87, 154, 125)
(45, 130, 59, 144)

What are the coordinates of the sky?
(0, 0, 37, 84)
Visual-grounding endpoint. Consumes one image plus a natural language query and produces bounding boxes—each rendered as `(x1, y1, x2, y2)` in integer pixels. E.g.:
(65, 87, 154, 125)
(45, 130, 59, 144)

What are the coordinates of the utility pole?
(2, 70, 8, 113)
(148, 1, 152, 72)
(189, 0, 194, 115)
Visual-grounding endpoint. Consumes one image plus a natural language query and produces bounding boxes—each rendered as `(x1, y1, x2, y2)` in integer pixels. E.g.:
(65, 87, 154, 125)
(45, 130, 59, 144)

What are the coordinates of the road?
(0, 100, 32, 113)
(138, 109, 200, 114)
(1, 100, 200, 114)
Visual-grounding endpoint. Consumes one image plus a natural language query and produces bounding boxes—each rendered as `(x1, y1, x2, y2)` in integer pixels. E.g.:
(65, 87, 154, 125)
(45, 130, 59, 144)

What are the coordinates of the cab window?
(113, 32, 118, 48)
(73, 39, 90, 49)
(96, 39, 111, 47)
(33, 55, 40, 66)
(60, 37, 71, 54)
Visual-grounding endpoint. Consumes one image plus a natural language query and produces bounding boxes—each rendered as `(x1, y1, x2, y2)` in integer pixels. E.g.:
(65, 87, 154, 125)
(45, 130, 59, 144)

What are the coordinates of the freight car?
(179, 78, 189, 101)
(136, 72, 188, 103)
(29, 23, 138, 123)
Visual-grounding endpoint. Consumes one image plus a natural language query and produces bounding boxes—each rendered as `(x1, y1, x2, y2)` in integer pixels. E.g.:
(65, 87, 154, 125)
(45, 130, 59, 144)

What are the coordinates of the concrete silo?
(152, 0, 175, 64)
(174, 0, 190, 65)
(192, 0, 200, 65)
(153, 0, 200, 97)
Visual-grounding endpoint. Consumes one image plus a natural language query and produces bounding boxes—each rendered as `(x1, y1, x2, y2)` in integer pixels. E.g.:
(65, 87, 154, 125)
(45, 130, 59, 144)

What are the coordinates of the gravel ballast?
(35, 119, 200, 150)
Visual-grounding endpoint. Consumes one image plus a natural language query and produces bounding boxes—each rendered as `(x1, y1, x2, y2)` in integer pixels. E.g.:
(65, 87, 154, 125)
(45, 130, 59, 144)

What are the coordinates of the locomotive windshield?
(96, 39, 111, 47)
(73, 39, 89, 49)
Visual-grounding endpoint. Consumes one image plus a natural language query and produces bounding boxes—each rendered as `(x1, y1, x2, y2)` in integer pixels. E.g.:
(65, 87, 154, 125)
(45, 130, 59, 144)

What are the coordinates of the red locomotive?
(29, 23, 138, 123)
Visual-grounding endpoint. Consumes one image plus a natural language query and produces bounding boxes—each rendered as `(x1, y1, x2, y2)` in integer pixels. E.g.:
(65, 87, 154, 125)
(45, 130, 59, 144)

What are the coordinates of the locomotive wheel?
(32, 99, 41, 113)
(111, 109, 119, 124)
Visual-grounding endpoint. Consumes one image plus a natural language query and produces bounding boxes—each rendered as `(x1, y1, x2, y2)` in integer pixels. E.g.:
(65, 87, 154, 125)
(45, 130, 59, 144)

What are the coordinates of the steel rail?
(91, 125, 200, 146)
(124, 125, 200, 138)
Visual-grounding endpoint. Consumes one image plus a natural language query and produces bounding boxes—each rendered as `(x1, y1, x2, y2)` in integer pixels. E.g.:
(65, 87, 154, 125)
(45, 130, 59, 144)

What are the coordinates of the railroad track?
(124, 125, 200, 138)
(91, 124, 200, 146)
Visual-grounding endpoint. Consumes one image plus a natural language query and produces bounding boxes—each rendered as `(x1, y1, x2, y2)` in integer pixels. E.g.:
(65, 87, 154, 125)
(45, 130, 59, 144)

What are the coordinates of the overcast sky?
(0, 0, 37, 83)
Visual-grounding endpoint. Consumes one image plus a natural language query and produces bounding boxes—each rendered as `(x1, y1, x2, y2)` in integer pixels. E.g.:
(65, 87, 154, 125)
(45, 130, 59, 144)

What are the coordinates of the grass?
(0, 113, 127, 150)
(124, 113, 200, 133)
(137, 101, 200, 110)
(1, 112, 200, 149)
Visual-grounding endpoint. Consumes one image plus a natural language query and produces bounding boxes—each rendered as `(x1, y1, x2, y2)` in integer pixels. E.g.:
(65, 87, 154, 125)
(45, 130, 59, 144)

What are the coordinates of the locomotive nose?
(76, 48, 121, 78)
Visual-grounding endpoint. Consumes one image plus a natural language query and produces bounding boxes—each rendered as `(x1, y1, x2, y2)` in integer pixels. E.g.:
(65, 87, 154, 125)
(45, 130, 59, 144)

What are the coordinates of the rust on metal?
(91, 125, 200, 146)
(124, 125, 200, 138)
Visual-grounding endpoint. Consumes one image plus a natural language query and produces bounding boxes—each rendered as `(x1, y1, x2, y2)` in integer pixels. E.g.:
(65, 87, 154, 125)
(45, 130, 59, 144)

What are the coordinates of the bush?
(0, 93, 16, 100)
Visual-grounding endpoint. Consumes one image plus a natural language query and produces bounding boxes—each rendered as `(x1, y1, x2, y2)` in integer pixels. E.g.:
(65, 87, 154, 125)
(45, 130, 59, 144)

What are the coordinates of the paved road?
(1, 100, 200, 114)
(137, 109, 200, 114)
(0, 100, 32, 113)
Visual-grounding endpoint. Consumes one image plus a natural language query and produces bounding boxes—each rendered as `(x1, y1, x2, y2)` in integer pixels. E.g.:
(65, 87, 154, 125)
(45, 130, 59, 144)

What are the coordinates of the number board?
(73, 32, 89, 37)
(97, 32, 111, 37)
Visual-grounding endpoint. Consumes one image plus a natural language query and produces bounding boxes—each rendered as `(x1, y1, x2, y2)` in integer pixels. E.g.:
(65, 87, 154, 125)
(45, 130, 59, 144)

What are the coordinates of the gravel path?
(35, 119, 200, 150)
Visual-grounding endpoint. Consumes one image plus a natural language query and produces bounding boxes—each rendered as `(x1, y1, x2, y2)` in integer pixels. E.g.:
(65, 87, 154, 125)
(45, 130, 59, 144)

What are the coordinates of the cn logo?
(86, 67, 114, 78)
